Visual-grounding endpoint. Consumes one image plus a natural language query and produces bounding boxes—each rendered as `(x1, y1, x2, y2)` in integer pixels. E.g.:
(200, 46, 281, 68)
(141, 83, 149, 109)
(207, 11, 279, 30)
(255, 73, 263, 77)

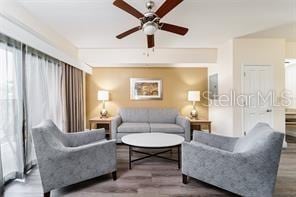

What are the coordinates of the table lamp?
(97, 90, 109, 118)
(188, 91, 200, 119)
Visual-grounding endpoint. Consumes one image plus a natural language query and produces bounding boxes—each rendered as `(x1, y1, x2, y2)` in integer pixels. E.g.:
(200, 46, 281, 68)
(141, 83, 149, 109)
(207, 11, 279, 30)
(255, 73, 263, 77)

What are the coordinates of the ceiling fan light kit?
(113, 0, 189, 48)
(143, 21, 158, 35)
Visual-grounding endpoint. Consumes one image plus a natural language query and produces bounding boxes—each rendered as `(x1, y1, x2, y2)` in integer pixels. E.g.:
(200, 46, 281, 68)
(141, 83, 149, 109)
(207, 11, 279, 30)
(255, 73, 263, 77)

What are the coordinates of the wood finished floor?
(4, 144, 296, 197)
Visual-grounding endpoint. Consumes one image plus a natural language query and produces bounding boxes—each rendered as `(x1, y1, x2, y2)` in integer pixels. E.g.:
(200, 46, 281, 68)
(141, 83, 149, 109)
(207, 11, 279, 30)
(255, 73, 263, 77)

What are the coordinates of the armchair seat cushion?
(150, 123, 184, 133)
(117, 123, 150, 133)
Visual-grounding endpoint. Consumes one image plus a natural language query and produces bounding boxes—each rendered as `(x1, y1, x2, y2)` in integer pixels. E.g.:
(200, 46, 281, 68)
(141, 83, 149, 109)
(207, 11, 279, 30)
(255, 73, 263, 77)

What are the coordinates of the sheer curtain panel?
(25, 47, 63, 164)
(0, 35, 24, 185)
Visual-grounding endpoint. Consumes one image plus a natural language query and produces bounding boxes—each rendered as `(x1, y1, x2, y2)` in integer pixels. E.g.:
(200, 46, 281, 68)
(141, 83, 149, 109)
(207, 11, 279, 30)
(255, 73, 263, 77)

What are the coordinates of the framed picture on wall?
(130, 78, 163, 100)
(209, 74, 218, 100)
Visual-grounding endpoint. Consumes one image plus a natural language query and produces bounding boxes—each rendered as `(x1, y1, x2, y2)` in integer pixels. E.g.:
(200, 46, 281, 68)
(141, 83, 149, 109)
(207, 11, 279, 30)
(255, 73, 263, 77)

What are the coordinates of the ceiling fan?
(113, 0, 189, 48)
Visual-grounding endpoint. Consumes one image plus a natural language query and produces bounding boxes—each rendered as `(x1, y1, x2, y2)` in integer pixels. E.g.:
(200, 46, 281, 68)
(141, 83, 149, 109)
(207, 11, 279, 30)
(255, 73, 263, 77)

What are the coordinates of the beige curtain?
(62, 63, 84, 132)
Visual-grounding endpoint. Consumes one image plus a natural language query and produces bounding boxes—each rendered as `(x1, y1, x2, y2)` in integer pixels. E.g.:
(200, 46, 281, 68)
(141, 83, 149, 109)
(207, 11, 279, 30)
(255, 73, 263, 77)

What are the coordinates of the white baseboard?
(283, 140, 288, 148)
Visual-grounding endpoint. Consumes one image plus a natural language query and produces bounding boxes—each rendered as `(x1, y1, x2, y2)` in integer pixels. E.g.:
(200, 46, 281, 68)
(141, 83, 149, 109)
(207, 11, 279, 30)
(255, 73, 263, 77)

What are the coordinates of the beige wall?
(233, 38, 286, 136)
(86, 67, 208, 127)
(208, 40, 234, 136)
(286, 42, 296, 59)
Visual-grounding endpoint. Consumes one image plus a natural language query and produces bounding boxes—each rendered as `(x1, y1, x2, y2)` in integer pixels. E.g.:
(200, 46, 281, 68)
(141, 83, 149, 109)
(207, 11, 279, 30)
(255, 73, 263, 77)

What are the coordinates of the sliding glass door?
(0, 33, 84, 189)
(0, 36, 24, 184)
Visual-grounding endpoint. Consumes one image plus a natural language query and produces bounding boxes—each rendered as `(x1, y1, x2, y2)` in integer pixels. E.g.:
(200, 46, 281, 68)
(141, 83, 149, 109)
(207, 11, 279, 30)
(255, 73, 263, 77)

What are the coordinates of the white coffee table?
(121, 133, 185, 169)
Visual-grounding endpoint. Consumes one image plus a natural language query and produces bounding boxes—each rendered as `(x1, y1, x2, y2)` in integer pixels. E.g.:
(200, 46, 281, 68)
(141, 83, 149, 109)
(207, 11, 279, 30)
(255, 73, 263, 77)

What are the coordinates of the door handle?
(266, 109, 272, 112)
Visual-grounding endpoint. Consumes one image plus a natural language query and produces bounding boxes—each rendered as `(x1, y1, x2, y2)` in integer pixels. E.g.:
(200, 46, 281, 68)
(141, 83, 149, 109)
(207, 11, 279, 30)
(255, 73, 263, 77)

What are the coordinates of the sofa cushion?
(148, 108, 178, 123)
(150, 123, 184, 133)
(117, 123, 150, 133)
(120, 108, 149, 123)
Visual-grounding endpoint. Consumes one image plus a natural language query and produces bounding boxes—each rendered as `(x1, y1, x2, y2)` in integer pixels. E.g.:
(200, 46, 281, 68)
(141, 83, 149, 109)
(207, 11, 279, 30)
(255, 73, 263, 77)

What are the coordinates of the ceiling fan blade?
(155, 0, 183, 18)
(113, 0, 144, 19)
(160, 23, 188, 35)
(147, 35, 155, 48)
(116, 26, 141, 39)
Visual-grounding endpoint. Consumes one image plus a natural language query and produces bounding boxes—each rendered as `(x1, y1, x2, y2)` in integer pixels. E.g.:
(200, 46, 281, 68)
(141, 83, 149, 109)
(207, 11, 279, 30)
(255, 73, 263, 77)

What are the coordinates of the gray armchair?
(32, 120, 117, 197)
(182, 123, 284, 197)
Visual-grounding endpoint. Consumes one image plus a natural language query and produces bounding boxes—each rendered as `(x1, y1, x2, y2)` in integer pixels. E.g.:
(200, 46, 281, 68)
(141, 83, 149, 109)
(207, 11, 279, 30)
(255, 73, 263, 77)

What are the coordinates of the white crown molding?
(88, 63, 217, 68)
(79, 48, 217, 67)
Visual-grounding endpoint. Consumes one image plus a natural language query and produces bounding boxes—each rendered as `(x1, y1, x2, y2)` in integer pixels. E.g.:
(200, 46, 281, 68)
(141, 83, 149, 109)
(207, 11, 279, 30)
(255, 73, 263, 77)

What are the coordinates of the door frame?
(241, 64, 274, 135)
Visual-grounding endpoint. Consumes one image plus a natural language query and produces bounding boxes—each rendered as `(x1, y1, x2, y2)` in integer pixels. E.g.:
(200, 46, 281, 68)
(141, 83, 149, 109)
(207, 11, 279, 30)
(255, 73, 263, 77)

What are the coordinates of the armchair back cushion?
(234, 123, 282, 153)
(33, 121, 66, 154)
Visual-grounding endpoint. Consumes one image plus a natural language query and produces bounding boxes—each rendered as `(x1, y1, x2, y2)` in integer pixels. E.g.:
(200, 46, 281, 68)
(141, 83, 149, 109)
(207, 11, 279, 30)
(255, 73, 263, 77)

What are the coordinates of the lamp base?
(100, 109, 108, 118)
(190, 109, 198, 120)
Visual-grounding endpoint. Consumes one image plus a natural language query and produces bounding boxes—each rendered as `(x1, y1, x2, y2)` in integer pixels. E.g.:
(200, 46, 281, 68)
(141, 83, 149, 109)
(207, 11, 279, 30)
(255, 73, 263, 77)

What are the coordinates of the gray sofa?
(111, 108, 190, 142)
(32, 120, 117, 197)
(182, 123, 284, 197)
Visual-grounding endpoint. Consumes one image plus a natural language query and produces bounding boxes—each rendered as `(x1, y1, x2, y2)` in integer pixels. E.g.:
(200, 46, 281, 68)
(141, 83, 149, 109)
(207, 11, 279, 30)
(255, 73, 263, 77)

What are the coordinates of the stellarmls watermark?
(201, 90, 295, 108)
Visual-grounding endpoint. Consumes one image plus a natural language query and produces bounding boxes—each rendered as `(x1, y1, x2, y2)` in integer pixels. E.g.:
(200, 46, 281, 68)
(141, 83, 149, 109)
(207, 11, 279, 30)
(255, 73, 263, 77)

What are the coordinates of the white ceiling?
(242, 23, 296, 41)
(16, 0, 296, 49)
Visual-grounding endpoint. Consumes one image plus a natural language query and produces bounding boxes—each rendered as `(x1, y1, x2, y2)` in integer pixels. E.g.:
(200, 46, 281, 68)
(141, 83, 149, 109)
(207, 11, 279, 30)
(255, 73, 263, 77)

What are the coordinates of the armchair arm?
(63, 128, 106, 147)
(176, 115, 190, 141)
(111, 115, 122, 140)
(182, 142, 260, 175)
(193, 131, 238, 152)
(61, 139, 116, 154)
(44, 139, 117, 163)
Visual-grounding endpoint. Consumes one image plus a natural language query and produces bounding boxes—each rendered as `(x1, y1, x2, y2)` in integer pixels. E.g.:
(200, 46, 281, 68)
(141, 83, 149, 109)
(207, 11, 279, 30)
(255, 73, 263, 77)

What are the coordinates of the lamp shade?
(97, 90, 109, 101)
(188, 91, 200, 101)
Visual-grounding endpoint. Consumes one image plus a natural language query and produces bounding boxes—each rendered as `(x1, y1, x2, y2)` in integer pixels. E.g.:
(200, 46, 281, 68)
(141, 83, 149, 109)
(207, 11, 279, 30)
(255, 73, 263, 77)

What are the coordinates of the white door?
(243, 65, 274, 135)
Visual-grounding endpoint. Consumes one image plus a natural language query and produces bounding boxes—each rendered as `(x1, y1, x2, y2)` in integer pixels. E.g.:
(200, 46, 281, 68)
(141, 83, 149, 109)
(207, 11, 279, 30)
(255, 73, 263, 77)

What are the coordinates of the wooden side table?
(89, 117, 113, 139)
(187, 118, 212, 139)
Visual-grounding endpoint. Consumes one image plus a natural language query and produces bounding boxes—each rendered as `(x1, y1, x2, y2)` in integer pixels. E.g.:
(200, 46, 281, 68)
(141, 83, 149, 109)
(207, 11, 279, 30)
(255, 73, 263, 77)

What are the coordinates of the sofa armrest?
(63, 129, 106, 147)
(176, 115, 190, 141)
(111, 115, 122, 140)
(193, 131, 238, 152)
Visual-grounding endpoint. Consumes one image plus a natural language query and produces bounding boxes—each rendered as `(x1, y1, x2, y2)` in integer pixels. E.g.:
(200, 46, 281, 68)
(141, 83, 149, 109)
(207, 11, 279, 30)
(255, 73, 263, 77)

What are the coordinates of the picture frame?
(130, 78, 163, 100)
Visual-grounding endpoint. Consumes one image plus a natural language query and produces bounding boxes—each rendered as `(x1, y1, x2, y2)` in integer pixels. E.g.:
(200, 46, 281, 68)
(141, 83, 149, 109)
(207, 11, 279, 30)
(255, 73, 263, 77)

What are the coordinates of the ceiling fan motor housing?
(141, 12, 160, 35)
